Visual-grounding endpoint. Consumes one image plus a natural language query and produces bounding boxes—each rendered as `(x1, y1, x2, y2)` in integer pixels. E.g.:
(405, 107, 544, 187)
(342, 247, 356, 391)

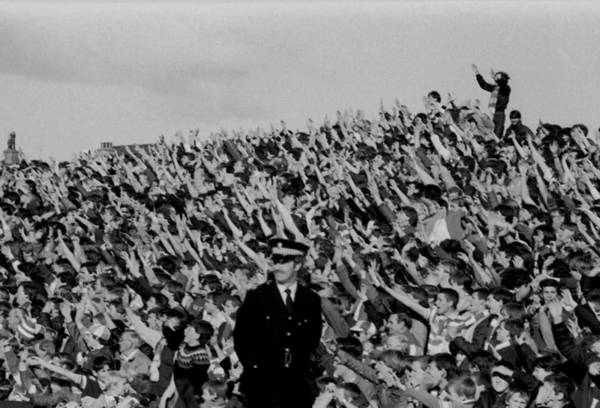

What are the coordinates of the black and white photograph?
(0, 1, 599, 408)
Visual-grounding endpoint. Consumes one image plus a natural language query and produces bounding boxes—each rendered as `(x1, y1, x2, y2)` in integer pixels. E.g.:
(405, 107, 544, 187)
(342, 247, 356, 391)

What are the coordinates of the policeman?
(233, 238, 323, 408)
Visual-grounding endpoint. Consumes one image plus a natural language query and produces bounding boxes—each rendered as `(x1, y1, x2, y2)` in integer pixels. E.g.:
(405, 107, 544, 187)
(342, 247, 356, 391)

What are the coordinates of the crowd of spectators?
(1, 73, 600, 408)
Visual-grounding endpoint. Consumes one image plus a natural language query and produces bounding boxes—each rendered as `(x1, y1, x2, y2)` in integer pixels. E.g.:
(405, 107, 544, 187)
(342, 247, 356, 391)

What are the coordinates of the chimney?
(4, 132, 19, 165)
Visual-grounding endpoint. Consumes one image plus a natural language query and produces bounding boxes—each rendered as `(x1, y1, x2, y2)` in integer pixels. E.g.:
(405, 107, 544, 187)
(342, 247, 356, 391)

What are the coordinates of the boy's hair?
(337, 336, 364, 359)
(448, 269, 473, 293)
(539, 278, 560, 290)
(439, 288, 460, 309)
(378, 350, 409, 376)
(572, 123, 588, 136)
(431, 353, 458, 379)
(500, 268, 532, 290)
(490, 288, 514, 304)
(406, 355, 430, 371)
(471, 351, 496, 375)
(400, 207, 419, 227)
(546, 258, 570, 278)
(472, 288, 491, 301)
(502, 303, 527, 320)
(447, 375, 476, 400)
(415, 113, 429, 124)
(202, 380, 227, 399)
(544, 373, 575, 402)
(188, 318, 215, 346)
(427, 91, 441, 103)
(502, 318, 525, 340)
(534, 353, 563, 372)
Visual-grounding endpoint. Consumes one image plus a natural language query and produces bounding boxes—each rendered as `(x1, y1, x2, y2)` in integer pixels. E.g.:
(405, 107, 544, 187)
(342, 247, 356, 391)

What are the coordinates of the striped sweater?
(426, 308, 476, 354)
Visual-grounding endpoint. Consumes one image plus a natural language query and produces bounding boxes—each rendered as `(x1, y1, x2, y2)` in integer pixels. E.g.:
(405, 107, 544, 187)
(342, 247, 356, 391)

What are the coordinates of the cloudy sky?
(1, 1, 599, 160)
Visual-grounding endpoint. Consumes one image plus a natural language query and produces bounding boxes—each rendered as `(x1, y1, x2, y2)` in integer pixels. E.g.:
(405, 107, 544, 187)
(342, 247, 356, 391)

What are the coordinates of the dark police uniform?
(233, 241, 322, 408)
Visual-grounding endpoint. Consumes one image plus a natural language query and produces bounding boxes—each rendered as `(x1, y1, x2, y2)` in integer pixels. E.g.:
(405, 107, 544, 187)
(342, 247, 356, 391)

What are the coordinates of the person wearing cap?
(233, 238, 322, 408)
(349, 320, 377, 356)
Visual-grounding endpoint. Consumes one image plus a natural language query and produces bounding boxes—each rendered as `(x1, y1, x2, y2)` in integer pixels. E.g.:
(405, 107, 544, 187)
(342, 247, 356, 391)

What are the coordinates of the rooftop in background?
(97, 142, 157, 156)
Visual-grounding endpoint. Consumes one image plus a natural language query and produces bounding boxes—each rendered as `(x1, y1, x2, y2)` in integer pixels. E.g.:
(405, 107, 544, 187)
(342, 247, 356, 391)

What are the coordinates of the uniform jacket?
(233, 281, 322, 408)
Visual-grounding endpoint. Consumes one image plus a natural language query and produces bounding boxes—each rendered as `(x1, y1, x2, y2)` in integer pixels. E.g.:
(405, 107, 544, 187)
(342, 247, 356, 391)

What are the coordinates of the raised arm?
(124, 306, 162, 349)
(472, 63, 495, 93)
(379, 281, 430, 319)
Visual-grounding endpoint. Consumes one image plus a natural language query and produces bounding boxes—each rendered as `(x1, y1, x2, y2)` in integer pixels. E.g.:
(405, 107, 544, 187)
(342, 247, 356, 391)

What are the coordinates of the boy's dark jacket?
(552, 322, 600, 408)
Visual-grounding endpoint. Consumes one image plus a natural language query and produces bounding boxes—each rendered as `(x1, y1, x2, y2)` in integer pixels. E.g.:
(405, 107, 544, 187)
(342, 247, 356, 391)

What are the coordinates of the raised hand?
(546, 300, 564, 324)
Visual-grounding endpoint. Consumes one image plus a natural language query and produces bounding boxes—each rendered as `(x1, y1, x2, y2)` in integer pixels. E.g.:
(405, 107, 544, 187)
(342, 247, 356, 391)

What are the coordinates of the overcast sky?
(1, 1, 599, 160)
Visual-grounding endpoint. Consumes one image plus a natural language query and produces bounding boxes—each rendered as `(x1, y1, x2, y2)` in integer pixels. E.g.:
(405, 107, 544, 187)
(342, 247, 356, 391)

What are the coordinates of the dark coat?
(475, 74, 511, 113)
(552, 322, 600, 408)
(472, 315, 498, 349)
(575, 304, 600, 335)
(233, 281, 322, 408)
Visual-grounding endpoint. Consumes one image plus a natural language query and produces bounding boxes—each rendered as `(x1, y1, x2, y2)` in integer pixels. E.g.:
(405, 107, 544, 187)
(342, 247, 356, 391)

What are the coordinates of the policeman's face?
(271, 258, 299, 286)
